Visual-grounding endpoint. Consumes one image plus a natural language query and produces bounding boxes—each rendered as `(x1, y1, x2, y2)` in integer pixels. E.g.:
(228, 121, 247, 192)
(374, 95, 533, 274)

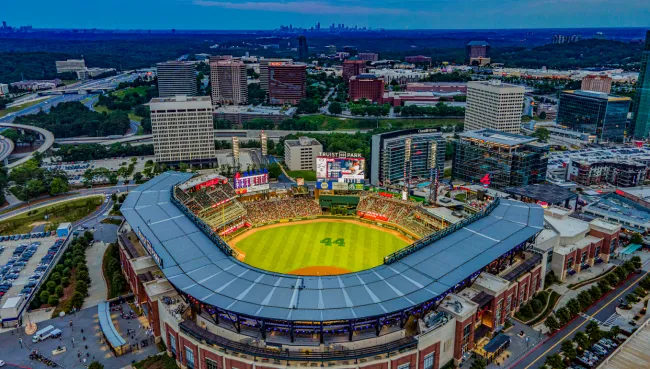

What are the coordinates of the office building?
(268, 63, 306, 105)
(297, 35, 309, 60)
(581, 75, 612, 93)
(284, 136, 322, 171)
(466, 41, 490, 65)
(557, 90, 631, 142)
(0, 83, 8, 96)
(342, 59, 367, 80)
(552, 34, 582, 44)
(210, 59, 248, 105)
(324, 45, 336, 54)
(76, 67, 116, 80)
(10, 79, 61, 91)
(631, 30, 650, 138)
(156, 61, 197, 98)
(358, 52, 379, 62)
(149, 96, 215, 165)
(370, 129, 446, 187)
(465, 80, 525, 134)
(404, 55, 431, 65)
(259, 58, 292, 92)
(349, 74, 384, 103)
(452, 129, 549, 190)
(55, 59, 86, 73)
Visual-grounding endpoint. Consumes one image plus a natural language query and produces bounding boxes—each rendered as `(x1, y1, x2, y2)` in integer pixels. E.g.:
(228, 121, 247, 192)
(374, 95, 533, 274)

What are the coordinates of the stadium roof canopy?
(121, 172, 544, 322)
(503, 183, 578, 205)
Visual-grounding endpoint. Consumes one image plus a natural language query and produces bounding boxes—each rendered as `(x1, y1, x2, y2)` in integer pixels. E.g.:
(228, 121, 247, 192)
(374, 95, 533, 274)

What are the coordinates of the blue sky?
(4, 0, 650, 30)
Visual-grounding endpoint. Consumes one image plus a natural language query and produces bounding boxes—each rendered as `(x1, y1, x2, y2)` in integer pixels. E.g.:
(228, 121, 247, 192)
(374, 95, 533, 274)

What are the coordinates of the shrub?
(40, 291, 50, 302)
(46, 281, 56, 294)
(61, 277, 70, 287)
(531, 299, 544, 314)
(55, 285, 64, 297)
(48, 296, 59, 306)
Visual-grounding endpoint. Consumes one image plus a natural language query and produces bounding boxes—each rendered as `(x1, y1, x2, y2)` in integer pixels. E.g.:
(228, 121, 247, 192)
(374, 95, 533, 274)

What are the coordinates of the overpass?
(0, 136, 15, 165)
(0, 123, 55, 168)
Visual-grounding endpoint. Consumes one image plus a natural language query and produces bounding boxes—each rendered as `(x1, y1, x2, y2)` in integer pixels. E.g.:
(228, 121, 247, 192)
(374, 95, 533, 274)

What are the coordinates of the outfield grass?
(0, 196, 103, 235)
(233, 220, 408, 274)
(286, 170, 317, 181)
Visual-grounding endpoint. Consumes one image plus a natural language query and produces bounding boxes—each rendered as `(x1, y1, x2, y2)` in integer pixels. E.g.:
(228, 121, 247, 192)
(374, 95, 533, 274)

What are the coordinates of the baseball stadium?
(117, 171, 545, 369)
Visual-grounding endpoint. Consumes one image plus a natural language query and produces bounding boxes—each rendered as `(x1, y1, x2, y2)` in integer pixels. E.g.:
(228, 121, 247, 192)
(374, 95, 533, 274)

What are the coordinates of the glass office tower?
(632, 31, 650, 138)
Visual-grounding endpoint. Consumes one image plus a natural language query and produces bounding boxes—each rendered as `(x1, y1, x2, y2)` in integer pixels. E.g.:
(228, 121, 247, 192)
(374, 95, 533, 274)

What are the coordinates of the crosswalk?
(602, 313, 621, 326)
(578, 312, 621, 327)
(579, 312, 604, 325)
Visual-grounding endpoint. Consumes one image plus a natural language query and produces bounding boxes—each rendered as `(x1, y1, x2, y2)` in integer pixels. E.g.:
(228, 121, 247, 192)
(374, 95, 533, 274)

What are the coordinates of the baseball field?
(229, 219, 411, 275)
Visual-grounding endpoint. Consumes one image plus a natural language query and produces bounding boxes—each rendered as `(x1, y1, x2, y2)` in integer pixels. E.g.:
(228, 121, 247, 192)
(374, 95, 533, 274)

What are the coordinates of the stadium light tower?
(232, 136, 240, 172)
(260, 131, 268, 166)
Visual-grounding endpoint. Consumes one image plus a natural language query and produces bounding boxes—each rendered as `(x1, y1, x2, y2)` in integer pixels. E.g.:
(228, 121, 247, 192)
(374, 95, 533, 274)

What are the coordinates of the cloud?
(193, 0, 411, 15)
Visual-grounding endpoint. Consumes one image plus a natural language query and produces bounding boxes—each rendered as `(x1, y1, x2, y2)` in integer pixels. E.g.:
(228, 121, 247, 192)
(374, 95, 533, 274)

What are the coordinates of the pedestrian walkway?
(603, 313, 621, 327)
(82, 241, 109, 309)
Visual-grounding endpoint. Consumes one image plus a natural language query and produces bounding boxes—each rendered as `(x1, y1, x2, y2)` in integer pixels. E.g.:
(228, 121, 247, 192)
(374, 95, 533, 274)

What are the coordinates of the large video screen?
(316, 154, 365, 184)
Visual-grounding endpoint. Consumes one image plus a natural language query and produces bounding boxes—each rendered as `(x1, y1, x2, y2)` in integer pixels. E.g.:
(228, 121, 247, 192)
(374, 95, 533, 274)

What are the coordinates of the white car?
(0, 359, 6, 366)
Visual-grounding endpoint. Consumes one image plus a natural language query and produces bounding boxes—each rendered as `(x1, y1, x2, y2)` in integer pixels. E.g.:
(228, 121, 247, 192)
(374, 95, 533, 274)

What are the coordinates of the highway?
(511, 263, 650, 369)
(0, 136, 15, 163)
(0, 122, 56, 168)
(0, 94, 90, 123)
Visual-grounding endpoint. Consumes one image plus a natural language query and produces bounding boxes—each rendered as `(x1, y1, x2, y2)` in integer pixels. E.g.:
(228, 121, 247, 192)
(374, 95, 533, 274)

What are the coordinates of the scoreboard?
(234, 171, 269, 194)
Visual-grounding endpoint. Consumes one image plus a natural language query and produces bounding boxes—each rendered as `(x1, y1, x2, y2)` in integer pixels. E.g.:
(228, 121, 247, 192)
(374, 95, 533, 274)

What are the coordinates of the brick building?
(343, 59, 367, 81)
(349, 73, 384, 102)
(268, 62, 306, 105)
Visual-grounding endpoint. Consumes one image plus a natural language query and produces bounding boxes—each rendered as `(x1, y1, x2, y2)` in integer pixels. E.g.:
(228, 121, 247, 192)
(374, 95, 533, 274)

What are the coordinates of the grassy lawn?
(113, 86, 148, 99)
(0, 196, 103, 235)
(233, 220, 408, 274)
(454, 193, 467, 202)
(528, 290, 561, 326)
(62, 80, 77, 86)
(297, 115, 463, 131)
(0, 98, 50, 118)
(286, 170, 317, 181)
(94, 102, 144, 122)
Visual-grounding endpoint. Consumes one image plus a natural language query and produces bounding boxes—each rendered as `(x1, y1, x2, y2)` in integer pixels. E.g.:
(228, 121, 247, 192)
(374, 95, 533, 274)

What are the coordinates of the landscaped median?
(513, 290, 562, 327)
(0, 195, 104, 235)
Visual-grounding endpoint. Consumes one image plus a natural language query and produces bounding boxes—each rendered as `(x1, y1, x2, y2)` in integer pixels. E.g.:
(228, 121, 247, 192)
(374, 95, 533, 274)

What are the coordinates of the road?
(0, 136, 15, 162)
(512, 266, 649, 369)
(0, 94, 90, 123)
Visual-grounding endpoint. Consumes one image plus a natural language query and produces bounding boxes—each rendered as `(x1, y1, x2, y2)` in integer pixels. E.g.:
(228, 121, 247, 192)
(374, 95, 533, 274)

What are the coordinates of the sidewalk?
(82, 241, 109, 309)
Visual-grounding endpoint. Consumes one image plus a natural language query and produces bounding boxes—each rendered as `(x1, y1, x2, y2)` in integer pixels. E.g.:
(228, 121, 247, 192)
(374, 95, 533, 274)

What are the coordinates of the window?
(168, 334, 176, 355)
(423, 353, 434, 369)
(185, 346, 195, 369)
(206, 359, 219, 369)
(398, 364, 410, 369)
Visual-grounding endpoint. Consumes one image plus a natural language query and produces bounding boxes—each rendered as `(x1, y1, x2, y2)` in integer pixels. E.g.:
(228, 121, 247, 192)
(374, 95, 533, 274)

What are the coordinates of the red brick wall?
(201, 349, 223, 369)
(224, 358, 253, 369)
(590, 229, 620, 257)
(179, 335, 198, 368)
(147, 299, 160, 337)
(453, 316, 475, 360)
(360, 362, 389, 369)
(419, 341, 441, 369)
(165, 323, 179, 357)
(391, 353, 417, 369)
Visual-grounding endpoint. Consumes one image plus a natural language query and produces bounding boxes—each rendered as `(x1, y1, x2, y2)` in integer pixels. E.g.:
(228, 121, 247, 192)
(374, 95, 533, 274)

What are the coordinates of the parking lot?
(43, 156, 155, 185)
(0, 236, 63, 307)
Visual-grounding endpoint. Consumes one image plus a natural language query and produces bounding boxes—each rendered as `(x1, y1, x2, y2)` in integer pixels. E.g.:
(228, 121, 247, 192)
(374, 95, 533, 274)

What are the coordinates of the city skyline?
(4, 0, 650, 30)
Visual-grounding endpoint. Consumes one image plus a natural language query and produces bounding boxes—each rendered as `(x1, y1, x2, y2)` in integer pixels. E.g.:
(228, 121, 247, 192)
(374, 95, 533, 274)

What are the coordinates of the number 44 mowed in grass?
(321, 238, 345, 247)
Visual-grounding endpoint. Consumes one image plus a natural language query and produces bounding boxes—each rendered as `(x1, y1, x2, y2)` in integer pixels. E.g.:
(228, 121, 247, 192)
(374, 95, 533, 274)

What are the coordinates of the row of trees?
(30, 232, 95, 311)
(55, 143, 154, 162)
(349, 103, 391, 117)
(544, 256, 642, 333)
(396, 103, 465, 117)
(103, 242, 129, 298)
(9, 156, 69, 201)
(15, 101, 130, 138)
(545, 322, 620, 369)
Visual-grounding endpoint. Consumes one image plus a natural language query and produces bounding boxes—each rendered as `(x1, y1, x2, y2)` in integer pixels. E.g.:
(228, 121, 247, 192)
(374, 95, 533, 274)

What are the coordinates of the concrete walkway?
(82, 241, 109, 309)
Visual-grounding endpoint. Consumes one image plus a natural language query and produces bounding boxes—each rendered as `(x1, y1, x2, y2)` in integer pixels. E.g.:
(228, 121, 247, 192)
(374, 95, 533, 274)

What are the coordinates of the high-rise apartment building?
(348, 74, 384, 103)
(631, 30, 650, 138)
(149, 96, 215, 165)
(557, 90, 631, 142)
(210, 59, 248, 105)
(268, 63, 306, 105)
(581, 75, 612, 94)
(259, 58, 292, 92)
(358, 53, 379, 62)
(370, 129, 446, 187)
(297, 35, 309, 61)
(465, 80, 525, 134)
(156, 61, 197, 98)
(342, 59, 367, 81)
(55, 59, 86, 73)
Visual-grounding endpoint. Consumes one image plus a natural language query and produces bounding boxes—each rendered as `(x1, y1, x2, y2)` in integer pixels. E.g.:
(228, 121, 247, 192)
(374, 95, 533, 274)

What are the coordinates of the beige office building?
(149, 96, 215, 165)
(56, 59, 86, 73)
(465, 80, 525, 133)
(210, 59, 248, 105)
(259, 58, 292, 92)
(284, 136, 322, 171)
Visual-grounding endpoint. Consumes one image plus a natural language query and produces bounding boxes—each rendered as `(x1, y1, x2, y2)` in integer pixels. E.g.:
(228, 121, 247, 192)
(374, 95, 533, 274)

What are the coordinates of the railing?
(170, 185, 236, 257)
(180, 320, 418, 361)
(383, 197, 501, 264)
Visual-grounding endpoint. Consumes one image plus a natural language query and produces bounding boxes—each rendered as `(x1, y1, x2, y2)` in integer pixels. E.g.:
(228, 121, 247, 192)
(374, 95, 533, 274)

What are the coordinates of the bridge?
(0, 136, 15, 165)
(0, 123, 55, 168)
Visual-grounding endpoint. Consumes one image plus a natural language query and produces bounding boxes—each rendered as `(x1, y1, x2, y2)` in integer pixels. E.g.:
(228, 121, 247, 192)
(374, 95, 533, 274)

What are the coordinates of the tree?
(539, 111, 547, 120)
(561, 340, 577, 361)
(70, 291, 85, 309)
(544, 354, 566, 369)
(576, 291, 593, 309)
(46, 281, 56, 294)
(40, 291, 50, 303)
(567, 298, 582, 316)
(328, 101, 343, 115)
(267, 163, 282, 179)
(626, 292, 639, 304)
(55, 285, 64, 297)
(545, 314, 560, 333)
(133, 172, 143, 183)
(49, 177, 69, 196)
(297, 98, 320, 114)
(469, 358, 487, 369)
(61, 277, 70, 287)
(630, 232, 643, 245)
(573, 331, 590, 350)
(631, 255, 642, 270)
(520, 303, 534, 319)
(88, 362, 105, 369)
(48, 296, 59, 306)
(555, 307, 571, 325)
(597, 279, 611, 293)
(586, 321, 602, 342)
(532, 127, 551, 143)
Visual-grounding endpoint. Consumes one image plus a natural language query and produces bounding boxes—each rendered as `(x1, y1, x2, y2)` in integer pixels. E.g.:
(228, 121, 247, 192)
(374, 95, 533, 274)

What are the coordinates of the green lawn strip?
(0, 196, 103, 235)
(286, 170, 317, 181)
(113, 86, 148, 99)
(0, 98, 50, 118)
(528, 291, 561, 326)
(93, 102, 144, 123)
(133, 353, 180, 369)
(568, 265, 617, 290)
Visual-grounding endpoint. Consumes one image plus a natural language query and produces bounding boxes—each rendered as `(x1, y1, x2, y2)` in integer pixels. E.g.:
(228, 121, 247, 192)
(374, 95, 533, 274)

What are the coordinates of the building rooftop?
(467, 41, 490, 46)
(285, 136, 321, 147)
(562, 89, 632, 102)
(120, 172, 543, 322)
(545, 210, 590, 239)
(150, 96, 212, 104)
(214, 105, 297, 116)
(473, 273, 510, 295)
(547, 146, 650, 169)
(504, 184, 577, 205)
(619, 187, 650, 202)
(351, 73, 379, 80)
(585, 194, 650, 228)
(438, 293, 478, 320)
(459, 129, 538, 147)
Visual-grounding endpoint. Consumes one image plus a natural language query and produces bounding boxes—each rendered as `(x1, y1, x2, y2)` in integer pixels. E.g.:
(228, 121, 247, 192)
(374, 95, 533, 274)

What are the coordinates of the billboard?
(234, 170, 269, 194)
(316, 152, 365, 185)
